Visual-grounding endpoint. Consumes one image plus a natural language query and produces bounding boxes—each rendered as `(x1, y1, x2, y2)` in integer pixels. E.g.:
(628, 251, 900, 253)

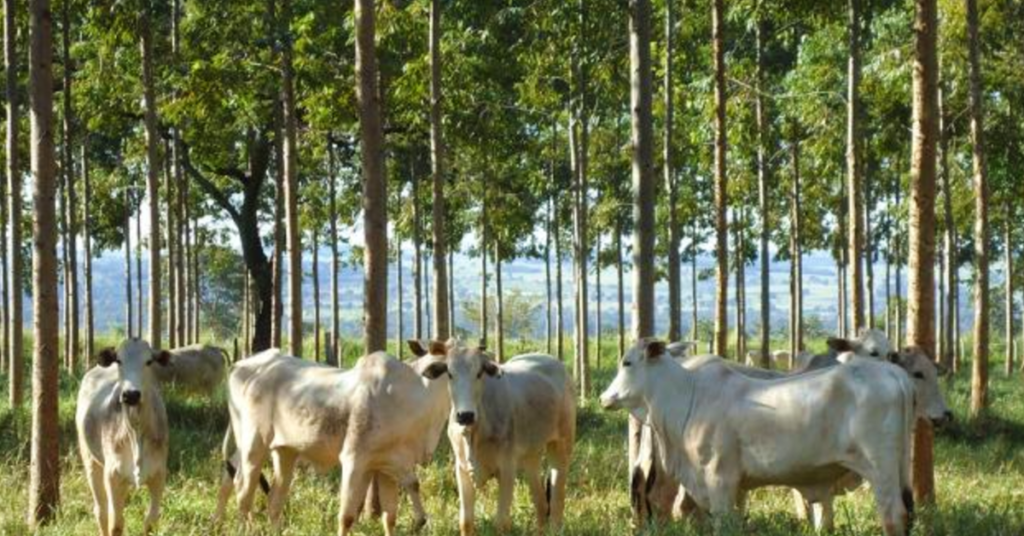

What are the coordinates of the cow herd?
(74, 329, 949, 536)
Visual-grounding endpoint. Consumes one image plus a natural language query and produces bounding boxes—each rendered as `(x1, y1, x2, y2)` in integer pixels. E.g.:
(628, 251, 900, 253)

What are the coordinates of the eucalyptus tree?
(6, 0, 23, 407)
(139, 0, 162, 348)
(966, 0, 989, 416)
(711, 0, 729, 356)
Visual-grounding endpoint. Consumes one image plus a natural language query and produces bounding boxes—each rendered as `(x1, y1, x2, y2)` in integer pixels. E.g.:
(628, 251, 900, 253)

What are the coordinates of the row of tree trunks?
(939, 85, 959, 373)
(61, 0, 79, 371)
(789, 131, 804, 358)
(569, 5, 590, 399)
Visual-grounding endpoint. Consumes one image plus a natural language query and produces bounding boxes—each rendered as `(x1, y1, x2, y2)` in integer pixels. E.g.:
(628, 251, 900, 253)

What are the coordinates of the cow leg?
(812, 497, 835, 533)
(494, 463, 516, 533)
(547, 442, 571, 530)
(376, 474, 401, 536)
(212, 456, 235, 523)
(792, 489, 811, 523)
(338, 458, 372, 536)
(869, 476, 908, 536)
(400, 472, 428, 532)
(268, 448, 298, 528)
(104, 472, 128, 536)
(143, 470, 166, 535)
(85, 460, 109, 536)
(706, 479, 741, 535)
(454, 464, 477, 536)
(235, 440, 268, 523)
(521, 457, 547, 532)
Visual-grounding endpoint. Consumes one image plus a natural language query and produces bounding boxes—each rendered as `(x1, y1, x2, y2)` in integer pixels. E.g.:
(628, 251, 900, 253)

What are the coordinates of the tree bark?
(664, 0, 681, 342)
(1005, 219, 1014, 375)
(556, 194, 564, 361)
(6, 0, 23, 407)
(397, 238, 403, 357)
(429, 0, 449, 340)
(967, 0, 989, 416)
(755, 11, 770, 367)
(28, 0, 61, 520)
(140, 8, 162, 348)
(846, 0, 866, 334)
(628, 0, 655, 470)
(356, 0, 388, 353)
(595, 235, 602, 368)
(313, 229, 321, 361)
(125, 198, 133, 338)
(712, 0, 729, 357)
(895, 186, 903, 345)
(569, 42, 590, 399)
(167, 138, 177, 349)
(0, 121, 6, 376)
(243, 269, 251, 353)
(735, 213, 746, 359)
(272, 101, 285, 349)
(413, 159, 423, 339)
(279, 0, 302, 357)
(939, 85, 956, 372)
(172, 0, 186, 348)
(329, 140, 340, 364)
(691, 222, 698, 342)
(790, 134, 804, 355)
(546, 196, 553, 354)
(82, 145, 93, 358)
(908, 0, 939, 504)
(495, 244, 504, 362)
(617, 220, 625, 358)
(61, 0, 78, 370)
(480, 175, 488, 345)
(136, 190, 143, 335)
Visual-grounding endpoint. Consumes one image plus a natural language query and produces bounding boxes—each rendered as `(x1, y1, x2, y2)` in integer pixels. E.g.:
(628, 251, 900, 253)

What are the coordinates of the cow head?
(96, 338, 171, 408)
(892, 346, 953, 426)
(418, 339, 501, 429)
(600, 338, 667, 411)
(827, 328, 894, 360)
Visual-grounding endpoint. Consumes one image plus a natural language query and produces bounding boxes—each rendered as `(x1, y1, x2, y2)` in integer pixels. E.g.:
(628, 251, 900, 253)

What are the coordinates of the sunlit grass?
(1, 335, 1023, 534)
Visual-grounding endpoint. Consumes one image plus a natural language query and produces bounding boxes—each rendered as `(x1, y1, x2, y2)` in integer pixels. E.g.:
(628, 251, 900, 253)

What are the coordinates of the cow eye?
(871, 351, 879, 357)
(913, 372, 925, 380)
(476, 370, 484, 379)
(622, 361, 632, 368)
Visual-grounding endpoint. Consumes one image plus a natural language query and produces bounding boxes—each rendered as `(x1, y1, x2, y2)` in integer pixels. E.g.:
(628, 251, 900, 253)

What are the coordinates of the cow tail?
(216, 346, 231, 366)
(221, 421, 270, 495)
(545, 472, 552, 520)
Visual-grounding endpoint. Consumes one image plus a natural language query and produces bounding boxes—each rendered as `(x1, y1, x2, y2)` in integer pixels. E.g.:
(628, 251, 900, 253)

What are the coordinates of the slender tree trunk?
(356, 0, 387, 353)
(136, 193, 143, 334)
(313, 229, 321, 361)
(555, 196, 564, 361)
(595, 234, 602, 368)
(413, 160, 423, 339)
(125, 200, 133, 338)
(279, 0, 302, 356)
(172, 0, 186, 348)
(617, 220, 625, 358)
(571, 93, 590, 397)
(272, 104, 284, 348)
(329, 140, 340, 364)
(243, 269, 251, 353)
(791, 135, 804, 353)
(546, 196, 553, 354)
(27, 0, 61, 519)
(448, 249, 455, 334)
(480, 176, 488, 345)
(398, 240, 404, 358)
(82, 146, 93, 358)
(628, 0, 655, 470)
(895, 186, 903, 345)
(966, 0, 989, 416)
(193, 219, 201, 342)
(495, 244, 504, 362)
(59, 148, 67, 368)
(1005, 219, 1014, 375)
(939, 85, 956, 372)
(61, 1, 78, 370)
(6, 0, 23, 407)
(429, 0, 449, 340)
(735, 213, 746, 360)
(908, 0, 939, 504)
(664, 0, 681, 342)
(166, 138, 177, 349)
(0, 130, 6, 377)
(140, 8, 161, 348)
(691, 223, 699, 342)
(712, 0, 729, 357)
(846, 0, 866, 334)
(755, 11, 771, 367)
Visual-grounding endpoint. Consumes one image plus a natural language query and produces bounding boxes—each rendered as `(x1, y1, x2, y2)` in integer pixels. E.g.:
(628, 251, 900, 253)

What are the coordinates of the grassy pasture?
(1, 336, 1023, 535)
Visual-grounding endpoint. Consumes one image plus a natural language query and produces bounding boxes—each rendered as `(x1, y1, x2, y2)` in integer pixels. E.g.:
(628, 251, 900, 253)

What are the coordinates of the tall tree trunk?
(846, 0, 866, 334)
(356, 0, 387, 353)
(617, 220, 625, 358)
(691, 226, 698, 343)
(735, 213, 746, 360)
(280, 0, 302, 357)
(193, 217, 202, 342)
(546, 196, 553, 354)
(595, 234, 602, 368)
(125, 200, 133, 338)
(313, 229, 321, 361)
(397, 239, 403, 357)
(413, 160, 423, 339)
(272, 104, 284, 349)
(1005, 219, 1014, 375)
(166, 138, 177, 348)
(939, 85, 956, 372)
(136, 193, 143, 334)
(140, 8, 161, 348)
(628, 0, 655, 471)
(61, 0, 78, 370)
(329, 140, 340, 364)
(866, 174, 875, 329)
(664, 0, 681, 342)
(495, 244, 504, 361)
(28, 0, 61, 520)
(908, 0, 939, 504)
(791, 134, 804, 354)
(0, 122, 6, 377)
(480, 176, 488, 345)
(82, 145, 93, 358)
(172, 0, 186, 347)
(966, 0, 989, 416)
(555, 196, 564, 361)
(712, 0, 729, 357)
(755, 11, 770, 368)
(429, 0, 449, 340)
(243, 269, 251, 353)
(895, 186, 903, 344)
(570, 83, 590, 398)
(6, 0, 23, 407)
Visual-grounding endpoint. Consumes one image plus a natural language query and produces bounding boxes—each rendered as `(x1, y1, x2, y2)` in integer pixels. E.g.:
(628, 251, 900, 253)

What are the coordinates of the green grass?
(1, 336, 1023, 535)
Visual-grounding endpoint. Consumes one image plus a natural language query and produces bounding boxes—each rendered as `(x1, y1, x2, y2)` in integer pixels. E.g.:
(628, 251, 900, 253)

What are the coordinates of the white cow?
(216, 345, 450, 535)
(743, 349, 791, 369)
(666, 340, 699, 359)
(420, 340, 576, 536)
(151, 343, 227, 395)
(604, 339, 916, 536)
(76, 339, 172, 536)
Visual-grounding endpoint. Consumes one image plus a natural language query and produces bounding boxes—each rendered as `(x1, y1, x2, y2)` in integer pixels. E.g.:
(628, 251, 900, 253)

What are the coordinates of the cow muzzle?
(455, 411, 476, 426)
(121, 389, 142, 407)
(932, 410, 954, 427)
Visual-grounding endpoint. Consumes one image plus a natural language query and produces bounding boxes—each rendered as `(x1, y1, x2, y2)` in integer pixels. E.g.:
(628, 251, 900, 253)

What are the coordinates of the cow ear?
(428, 340, 447, 356)
(408, 340, 428, 357)
(152, 350, 172, 367)
(645, 340, 666, 360)
(422, 362, 448, 380)
(482, 360, 502, 378)
(97, 347, 118, 367)
(826, 337, 855, 354)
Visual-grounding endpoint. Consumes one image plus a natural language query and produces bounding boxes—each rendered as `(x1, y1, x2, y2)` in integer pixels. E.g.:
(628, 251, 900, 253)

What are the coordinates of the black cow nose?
(944, 410, 954, 423)
(455, 412, 476, 426)
(122, 390, 142, 406)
